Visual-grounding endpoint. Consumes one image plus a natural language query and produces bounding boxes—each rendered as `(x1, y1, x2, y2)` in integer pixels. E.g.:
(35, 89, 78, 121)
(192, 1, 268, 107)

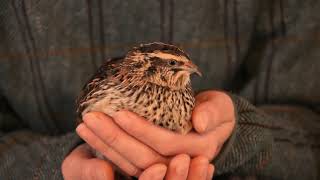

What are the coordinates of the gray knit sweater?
(0, 0, 319, 179)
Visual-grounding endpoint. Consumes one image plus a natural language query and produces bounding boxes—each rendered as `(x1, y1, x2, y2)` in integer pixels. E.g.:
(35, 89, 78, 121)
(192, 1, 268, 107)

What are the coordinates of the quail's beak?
(182, 61, 202, 77)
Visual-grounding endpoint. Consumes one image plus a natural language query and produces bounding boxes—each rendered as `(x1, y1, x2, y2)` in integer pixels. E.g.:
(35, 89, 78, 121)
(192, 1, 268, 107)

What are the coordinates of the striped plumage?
(76, 42, 201, 134)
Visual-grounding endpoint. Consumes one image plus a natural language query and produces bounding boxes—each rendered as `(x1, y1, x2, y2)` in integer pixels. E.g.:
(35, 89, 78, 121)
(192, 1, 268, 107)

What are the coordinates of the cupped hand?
(76, 90, 235, 177)
(139, 154, 214, 180)
(62, 144, 114, 180)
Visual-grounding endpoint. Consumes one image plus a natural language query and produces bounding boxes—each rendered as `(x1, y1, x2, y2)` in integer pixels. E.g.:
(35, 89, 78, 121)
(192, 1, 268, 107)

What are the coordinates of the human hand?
(76, 113, 168, 177)
(62, 144, 114, 180)
(139, 154, 214, 180)
(76, 90, 235, 177)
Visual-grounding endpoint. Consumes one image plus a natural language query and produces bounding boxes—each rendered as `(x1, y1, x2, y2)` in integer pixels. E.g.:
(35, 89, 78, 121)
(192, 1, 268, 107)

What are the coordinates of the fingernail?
(83, 113, 99, 124)
(198, 111, 208, 132)
(154, 165, 167, 180)
(176, 155, 191, 175)
(76, 123, 85, 132)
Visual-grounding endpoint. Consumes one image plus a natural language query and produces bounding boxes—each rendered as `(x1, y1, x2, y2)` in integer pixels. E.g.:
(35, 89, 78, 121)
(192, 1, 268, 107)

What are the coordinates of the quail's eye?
(169, 60, 177, 66)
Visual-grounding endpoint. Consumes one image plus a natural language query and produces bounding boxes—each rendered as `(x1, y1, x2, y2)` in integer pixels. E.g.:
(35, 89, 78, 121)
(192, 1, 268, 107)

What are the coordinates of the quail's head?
(119, 42, 202, 90)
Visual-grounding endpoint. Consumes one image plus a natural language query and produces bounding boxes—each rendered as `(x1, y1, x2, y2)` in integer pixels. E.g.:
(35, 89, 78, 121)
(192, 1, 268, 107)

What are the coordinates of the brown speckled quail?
(76, 42, 201, 134)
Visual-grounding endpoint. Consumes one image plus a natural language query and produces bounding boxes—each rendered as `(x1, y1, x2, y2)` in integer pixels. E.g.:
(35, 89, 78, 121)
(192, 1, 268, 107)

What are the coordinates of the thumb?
(62, 144, 115, 180)
(192, 91, 234, 133)
(84, 158, 115, 180)
(192, 100, 218, 133)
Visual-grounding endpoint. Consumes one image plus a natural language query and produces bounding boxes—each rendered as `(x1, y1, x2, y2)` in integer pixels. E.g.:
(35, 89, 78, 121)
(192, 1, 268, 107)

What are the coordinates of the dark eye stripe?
(146, 66, 157, 76)
(149, 56, 184, 67)
(149, 57, 162, 61)
(149, 57, 167, 66)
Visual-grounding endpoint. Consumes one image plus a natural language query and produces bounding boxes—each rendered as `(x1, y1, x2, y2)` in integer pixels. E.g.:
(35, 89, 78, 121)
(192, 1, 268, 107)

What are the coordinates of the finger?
(85, 158, 115, 180)
(67, 143, 93, 160)
(112, 110, 206, 156)
(76, 123, 141, 177)
(113, 110, 232, 160)
(187, 156, 209, 180)
(62, 144, 91, 180)
(62, 144, 114, 180)
(193, 91, 235, 133)
(82, 112, 168, 169)
(192, 101, 218, 133)
(139, 164, 167, 180)
(206, 164, 214, 180)
(165, 154, 190, 180)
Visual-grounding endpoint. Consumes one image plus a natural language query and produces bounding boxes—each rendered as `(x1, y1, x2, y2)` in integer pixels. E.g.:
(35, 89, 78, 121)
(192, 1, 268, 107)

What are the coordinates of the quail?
(76, 42, 201, 134)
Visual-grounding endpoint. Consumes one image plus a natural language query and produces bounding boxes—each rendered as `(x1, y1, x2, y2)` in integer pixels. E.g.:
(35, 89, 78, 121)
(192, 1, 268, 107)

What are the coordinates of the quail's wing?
(76, 56, 125, 118)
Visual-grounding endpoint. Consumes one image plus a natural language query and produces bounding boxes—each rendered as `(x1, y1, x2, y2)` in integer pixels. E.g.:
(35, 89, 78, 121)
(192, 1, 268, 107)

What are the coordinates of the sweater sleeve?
(214, 94, 319, 180)
(0, 98, 82, 179)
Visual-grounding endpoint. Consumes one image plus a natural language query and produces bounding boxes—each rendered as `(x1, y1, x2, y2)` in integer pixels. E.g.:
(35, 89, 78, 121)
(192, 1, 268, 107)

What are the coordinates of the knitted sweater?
(0, 0, 319, 179)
